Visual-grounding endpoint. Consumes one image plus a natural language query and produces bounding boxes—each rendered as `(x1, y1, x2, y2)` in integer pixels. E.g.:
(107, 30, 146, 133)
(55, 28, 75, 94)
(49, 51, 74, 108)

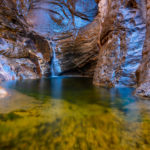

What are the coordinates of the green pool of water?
(0, 77, 150, 150)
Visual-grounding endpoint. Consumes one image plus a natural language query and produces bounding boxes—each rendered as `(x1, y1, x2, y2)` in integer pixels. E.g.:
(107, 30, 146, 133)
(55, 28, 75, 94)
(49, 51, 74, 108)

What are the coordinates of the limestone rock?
(1, 0, 150, 99)
(26, 0, 99, 76)
(0, 0, 99, 80)
(94, 0, 146, 87)
(0, 0, 51, 81)
(135, 0, 150, 97)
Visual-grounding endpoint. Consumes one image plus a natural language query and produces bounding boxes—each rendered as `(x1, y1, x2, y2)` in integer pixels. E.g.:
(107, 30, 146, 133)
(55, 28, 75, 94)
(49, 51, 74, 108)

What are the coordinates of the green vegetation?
(0, 78, 150, 150)
(0, 98, 150, 150)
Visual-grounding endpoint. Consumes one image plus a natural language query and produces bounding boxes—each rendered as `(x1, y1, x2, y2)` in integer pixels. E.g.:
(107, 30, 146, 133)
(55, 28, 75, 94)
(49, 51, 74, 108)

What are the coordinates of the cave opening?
(42, 0, 99, 77)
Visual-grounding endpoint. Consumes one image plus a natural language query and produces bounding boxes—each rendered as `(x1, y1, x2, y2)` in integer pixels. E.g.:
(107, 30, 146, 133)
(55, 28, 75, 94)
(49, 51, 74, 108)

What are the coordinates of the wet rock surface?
(27, 0, 99, 76)
(93, 0, 146, 87)
(135, 0, 150, 97)
(0, 0, 99, 80)
(1, 0, 150, 97)
(0, 0, 52, 81)
(50, 16, 100, 76)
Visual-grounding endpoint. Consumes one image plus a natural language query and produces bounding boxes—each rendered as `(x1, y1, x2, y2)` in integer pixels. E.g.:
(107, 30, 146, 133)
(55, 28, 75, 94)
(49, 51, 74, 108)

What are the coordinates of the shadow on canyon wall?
(0, 0, 150, 97)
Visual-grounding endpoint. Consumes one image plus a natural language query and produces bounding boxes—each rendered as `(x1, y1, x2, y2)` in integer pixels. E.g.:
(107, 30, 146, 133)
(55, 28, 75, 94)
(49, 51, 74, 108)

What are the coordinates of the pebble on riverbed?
(0, 87, 8, 98)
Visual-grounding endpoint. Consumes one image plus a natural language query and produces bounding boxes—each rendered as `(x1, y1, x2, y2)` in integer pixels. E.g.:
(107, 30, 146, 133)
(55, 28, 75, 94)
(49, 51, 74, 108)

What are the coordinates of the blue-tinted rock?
(94, 0, 146, 87)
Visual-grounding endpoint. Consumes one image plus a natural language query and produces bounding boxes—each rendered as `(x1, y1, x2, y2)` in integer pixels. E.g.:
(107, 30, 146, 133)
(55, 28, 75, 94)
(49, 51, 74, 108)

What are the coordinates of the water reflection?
(50, 77, 62, 99)
(1, 77, 150, 149)
(2, 78, 137, 105)
(3, 77, 147, 120)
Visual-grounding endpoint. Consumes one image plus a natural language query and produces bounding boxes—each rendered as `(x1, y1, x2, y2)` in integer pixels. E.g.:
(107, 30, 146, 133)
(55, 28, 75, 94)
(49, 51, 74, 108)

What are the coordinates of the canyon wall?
(26, 0, 99, 76)
(1, 0, 150, 97)
(0, 0, 99, 79)
(93, 0, 146, 87)
(135, 0, 150, 97)
(0, 0, 51, 82)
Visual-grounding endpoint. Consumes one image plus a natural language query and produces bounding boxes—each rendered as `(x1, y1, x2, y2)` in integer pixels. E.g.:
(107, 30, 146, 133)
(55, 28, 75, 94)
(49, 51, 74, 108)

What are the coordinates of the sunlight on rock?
(0, 87, 8, 98)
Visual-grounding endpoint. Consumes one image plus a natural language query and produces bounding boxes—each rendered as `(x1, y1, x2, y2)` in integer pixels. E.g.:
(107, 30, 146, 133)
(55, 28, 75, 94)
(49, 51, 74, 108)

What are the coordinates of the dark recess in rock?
(0, 0, 150, 98)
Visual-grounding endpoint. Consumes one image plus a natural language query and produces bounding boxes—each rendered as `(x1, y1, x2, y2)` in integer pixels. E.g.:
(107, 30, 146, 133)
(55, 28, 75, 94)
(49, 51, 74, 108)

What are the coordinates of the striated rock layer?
(26, 0, 99, 76)
(93, 0, 146, 87)
(50, 16, 100, 76)
(1, 0, 150, 98)
(0, 0, 52, 82)
(135, 0, 150, 97)
(0, 0, 99, 80)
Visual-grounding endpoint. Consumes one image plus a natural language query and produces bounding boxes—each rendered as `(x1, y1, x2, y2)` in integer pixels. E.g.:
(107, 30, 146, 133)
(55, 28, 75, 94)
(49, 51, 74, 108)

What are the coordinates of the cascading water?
(50, 42, 61, 77)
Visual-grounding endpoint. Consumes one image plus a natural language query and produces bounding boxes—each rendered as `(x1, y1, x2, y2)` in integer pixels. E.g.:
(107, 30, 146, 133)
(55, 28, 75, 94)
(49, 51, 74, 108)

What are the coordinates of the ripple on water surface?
(0, 77, 150, 150)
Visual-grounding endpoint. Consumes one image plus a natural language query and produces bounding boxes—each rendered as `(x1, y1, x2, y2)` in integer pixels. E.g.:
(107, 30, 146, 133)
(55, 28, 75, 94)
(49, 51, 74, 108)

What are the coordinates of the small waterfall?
(50, 42, 61, 77)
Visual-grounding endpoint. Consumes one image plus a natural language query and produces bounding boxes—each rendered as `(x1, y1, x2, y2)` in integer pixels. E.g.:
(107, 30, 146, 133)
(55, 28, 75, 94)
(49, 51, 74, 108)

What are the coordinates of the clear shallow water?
(0, 77, 150, 150)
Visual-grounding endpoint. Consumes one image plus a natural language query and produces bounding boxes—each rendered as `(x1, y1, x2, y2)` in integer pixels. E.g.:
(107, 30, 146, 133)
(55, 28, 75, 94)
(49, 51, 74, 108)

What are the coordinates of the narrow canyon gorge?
(2, 1, 150, 149)
(0, 0, 150, 97)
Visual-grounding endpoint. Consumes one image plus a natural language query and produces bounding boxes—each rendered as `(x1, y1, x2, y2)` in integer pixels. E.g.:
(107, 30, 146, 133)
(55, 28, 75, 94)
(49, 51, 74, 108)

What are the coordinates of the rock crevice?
(1, 0, 150, 98)
(94, 0, 146, 87)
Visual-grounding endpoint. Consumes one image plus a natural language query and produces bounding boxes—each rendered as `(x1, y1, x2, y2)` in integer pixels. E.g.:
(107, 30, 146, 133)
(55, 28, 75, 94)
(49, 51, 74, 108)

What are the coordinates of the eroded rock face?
(135, 0, 150, 97)
(1, 0, 150, 99)
(93, 0, 146, 87)
(26, 0, 99, 76)
(26, 0, 98, 36)
(50, 16, 100, 76)
(0, 0, 99, 80)
(0, 0, 52, 81)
